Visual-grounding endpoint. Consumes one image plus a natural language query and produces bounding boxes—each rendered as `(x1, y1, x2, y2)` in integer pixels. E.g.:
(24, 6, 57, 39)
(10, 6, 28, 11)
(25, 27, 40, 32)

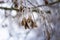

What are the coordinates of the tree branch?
(0, 7, 19, 11)
(27, 0, 60, 8)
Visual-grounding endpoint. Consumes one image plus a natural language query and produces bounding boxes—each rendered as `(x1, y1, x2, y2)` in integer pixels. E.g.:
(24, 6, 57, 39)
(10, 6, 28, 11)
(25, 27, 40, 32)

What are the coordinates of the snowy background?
(0, 0, 60, 40)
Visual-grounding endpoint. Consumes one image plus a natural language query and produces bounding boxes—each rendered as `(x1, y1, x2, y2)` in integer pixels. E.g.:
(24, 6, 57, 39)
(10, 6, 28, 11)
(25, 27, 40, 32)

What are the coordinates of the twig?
(0, 7, 19, 11)
(27, 0, 60, 8)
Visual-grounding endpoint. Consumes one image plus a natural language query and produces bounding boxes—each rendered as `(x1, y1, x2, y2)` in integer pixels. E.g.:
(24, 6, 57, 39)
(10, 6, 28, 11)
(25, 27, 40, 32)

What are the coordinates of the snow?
(0, 0, 60, 40)
(0, 28, 9, 40)
(11, 10, 17, 17)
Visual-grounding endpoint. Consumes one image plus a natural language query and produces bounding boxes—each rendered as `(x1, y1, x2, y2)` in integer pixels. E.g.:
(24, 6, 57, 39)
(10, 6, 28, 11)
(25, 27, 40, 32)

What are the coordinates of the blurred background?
(0, 0, 60, 40)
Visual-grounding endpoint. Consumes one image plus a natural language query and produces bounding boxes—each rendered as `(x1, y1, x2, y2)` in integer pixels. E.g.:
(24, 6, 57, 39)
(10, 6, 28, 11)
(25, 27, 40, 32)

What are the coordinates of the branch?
(0, 7, 19, 11)
(27, 0, 60, 8)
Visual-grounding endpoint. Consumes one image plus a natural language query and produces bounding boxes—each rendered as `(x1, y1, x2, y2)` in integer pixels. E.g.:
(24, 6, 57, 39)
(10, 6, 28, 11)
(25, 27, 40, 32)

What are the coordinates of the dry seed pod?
(19, 6, 24, 12)
(12, 0, 18, 8)
(31, 21, 37, 28)
(27, 16, 32, 23)
(32, 22, 37, 27)
(46, 30, 50, 40)
(27, 16, 37, 28)
(14, 3, 18, 8)
(44, 0, 49, 5)
(21, 17, 26, 25)
(21, 17, 30, 29)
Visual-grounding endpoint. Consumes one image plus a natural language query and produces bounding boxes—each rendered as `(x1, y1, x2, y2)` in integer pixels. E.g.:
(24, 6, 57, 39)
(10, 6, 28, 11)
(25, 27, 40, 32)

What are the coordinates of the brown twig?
(0, 7, 19, 11)
(27, 0, 60, 8)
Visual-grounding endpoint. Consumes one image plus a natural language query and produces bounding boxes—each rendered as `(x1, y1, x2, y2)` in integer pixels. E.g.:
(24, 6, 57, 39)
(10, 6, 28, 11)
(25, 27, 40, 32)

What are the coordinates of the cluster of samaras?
(21, 16, 37, 29)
